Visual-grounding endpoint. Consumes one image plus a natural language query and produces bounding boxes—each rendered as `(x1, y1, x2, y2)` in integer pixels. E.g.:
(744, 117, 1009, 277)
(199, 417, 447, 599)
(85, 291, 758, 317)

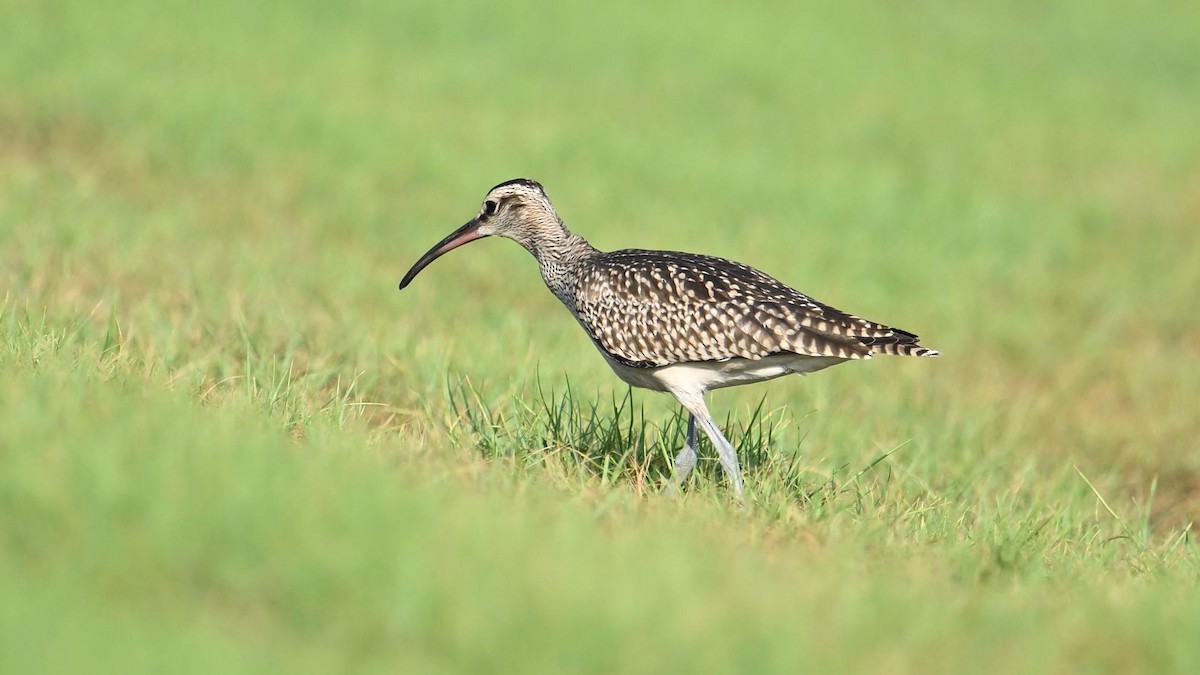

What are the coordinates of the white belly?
(601, 352, 848, 394)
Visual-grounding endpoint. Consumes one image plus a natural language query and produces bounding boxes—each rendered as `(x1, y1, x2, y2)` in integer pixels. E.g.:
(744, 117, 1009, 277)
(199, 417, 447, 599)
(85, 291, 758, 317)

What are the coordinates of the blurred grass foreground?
(2, 1, 1200, 673)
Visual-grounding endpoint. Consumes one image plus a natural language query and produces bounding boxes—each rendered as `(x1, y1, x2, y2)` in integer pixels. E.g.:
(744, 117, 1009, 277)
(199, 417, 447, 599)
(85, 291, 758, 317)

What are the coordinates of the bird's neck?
(517, 222, 599, 308)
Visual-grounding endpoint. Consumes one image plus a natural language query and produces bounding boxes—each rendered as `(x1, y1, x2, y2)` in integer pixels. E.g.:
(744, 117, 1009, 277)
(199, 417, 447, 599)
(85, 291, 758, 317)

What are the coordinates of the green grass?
(2, 0, 1200, 672)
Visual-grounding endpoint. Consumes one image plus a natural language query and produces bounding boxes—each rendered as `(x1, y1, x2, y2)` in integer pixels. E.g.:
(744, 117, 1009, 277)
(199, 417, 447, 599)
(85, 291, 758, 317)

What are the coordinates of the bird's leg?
(693, 411, 745, 499)
(666, 413, 698, 493)
(675, 393, 745, 499)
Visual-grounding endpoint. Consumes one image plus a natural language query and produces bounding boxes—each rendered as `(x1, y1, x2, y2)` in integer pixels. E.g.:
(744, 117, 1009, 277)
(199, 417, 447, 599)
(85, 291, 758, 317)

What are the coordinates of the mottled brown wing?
(572, 250, 931, 368)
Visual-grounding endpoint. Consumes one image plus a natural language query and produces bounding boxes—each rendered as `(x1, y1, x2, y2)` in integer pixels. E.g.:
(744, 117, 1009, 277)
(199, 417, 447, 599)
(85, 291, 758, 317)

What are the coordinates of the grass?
(2, 0, 1200, 672)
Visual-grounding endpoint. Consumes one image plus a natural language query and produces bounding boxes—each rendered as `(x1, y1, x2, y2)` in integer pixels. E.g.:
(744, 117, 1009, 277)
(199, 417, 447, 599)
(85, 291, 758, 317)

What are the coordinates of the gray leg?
(692, 409, 745, 499)
(667, 414, 698, 492)
(671, 392, 745, 499)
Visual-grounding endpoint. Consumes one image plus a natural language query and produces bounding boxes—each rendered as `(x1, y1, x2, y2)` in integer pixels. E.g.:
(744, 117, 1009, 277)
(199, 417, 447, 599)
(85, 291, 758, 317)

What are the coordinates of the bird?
(400, 178, 938, 498)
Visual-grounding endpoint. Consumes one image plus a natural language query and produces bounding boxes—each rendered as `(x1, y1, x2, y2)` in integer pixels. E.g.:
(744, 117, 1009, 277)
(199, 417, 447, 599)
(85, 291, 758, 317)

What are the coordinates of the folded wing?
(572, 249, 936, 368)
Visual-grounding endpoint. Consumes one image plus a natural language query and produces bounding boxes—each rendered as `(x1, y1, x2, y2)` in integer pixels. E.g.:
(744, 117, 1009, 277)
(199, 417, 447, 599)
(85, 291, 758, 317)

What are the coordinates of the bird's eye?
(482, 200, 498, 216)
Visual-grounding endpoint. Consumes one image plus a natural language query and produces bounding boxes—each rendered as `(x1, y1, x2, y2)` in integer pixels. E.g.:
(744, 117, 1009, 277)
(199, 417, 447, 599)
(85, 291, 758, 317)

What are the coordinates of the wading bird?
(400, 179, 938, 498)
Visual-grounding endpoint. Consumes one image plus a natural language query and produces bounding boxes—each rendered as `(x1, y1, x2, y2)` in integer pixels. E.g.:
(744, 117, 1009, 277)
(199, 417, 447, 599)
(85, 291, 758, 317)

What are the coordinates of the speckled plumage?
(572, 249, 935, 369)
(399, 178, 939, 498)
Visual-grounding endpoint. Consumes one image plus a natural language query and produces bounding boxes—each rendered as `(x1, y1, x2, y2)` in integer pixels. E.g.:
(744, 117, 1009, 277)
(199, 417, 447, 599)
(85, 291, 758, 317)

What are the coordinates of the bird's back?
(570, 249, 937, 369)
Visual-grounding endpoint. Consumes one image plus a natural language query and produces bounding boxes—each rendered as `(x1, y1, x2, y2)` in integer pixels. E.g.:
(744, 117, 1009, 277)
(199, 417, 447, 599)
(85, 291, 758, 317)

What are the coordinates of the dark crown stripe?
(489, 178, 545, 193)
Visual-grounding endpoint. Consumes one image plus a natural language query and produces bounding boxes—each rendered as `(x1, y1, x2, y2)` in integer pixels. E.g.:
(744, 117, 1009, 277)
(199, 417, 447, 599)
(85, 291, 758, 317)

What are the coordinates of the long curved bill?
(399, 218, 486, 289)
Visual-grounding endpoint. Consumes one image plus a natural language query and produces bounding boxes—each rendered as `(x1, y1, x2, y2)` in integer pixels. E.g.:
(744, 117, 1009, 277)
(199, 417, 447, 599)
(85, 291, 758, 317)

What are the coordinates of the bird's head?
(399, 178, 562, 289)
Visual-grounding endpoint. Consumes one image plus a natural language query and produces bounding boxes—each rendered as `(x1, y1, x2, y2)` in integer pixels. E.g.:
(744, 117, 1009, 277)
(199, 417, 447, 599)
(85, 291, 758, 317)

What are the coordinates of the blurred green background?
(2, 1, 1199, 673)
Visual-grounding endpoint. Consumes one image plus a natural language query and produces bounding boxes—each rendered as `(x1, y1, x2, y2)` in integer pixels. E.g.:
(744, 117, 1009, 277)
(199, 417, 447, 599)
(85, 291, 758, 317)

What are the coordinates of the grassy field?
(3, 0, 1200, 672)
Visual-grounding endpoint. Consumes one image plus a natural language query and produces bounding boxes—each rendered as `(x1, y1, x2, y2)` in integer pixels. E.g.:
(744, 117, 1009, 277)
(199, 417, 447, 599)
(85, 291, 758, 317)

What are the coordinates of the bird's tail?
(856, 328, 940, 357)
(873, 342, 939, 357)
